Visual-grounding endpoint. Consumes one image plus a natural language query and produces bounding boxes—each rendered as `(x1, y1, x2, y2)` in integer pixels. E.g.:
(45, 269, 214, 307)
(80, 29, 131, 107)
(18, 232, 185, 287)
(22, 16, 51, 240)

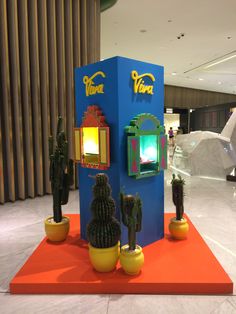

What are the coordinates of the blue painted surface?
(74, 56, 164, 247)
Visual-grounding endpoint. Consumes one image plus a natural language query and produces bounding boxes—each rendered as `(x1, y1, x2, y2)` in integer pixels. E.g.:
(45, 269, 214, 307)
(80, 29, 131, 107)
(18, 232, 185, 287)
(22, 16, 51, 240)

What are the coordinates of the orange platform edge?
(10, 213, 233, 294)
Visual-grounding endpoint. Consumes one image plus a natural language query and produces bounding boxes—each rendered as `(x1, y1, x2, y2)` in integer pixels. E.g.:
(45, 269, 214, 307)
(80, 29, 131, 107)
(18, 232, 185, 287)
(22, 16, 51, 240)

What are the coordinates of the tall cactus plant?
(120, 193, 142, 251)
(87, 173, 121, 248)
(171, 174, 185, 220)
(49, 117, 74, 223)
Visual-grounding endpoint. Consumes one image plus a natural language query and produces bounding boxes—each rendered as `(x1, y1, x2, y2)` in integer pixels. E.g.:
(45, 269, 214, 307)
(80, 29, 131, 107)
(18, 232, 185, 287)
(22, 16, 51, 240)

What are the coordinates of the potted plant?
(169, 174, 189, 239)
(44, 117, 74, 242)
(119, 193, 144, 275)
(87, 173, 121, 272)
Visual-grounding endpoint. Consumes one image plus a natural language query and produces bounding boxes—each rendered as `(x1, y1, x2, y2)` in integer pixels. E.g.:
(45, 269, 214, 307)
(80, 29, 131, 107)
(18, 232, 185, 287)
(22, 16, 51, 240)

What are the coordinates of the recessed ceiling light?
(140, 29, 147, 33)
(218, 82, 222, 85)
(198, 78, 204, 81)
(171, 72, 177, 76)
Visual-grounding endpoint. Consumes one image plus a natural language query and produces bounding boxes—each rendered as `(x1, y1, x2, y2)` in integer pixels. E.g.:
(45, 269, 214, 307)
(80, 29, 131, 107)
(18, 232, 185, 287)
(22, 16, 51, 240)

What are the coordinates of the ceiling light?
(198, 78, 204, 81)
(205, 54, 236, 69)
(171, 72, 177, 76)
(218, 82, 222, 85)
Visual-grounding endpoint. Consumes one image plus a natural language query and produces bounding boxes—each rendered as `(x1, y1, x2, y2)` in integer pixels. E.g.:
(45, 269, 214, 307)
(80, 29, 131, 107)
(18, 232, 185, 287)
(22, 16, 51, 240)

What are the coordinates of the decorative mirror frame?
(126, 113, 167, 179)
(74, 105, 110, 170)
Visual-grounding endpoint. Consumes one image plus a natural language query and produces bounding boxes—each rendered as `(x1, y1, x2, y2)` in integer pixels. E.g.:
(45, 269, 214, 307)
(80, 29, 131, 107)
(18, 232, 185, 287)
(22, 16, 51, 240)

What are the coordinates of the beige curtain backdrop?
(0, 0, 100, 203)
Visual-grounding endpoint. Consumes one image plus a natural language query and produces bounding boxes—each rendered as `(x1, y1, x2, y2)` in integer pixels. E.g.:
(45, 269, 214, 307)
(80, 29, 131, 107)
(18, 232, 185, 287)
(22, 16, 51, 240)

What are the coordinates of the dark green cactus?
(87, 173, 121, 248)
(171, 174, 185, 220)
(49, 117, 74, 223)
(120, 193, 142, 251)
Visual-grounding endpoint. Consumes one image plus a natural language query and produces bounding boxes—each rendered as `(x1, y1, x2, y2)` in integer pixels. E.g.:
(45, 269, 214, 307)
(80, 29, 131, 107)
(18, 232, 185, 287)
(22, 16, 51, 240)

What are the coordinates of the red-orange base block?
(10, 214, 233, 294)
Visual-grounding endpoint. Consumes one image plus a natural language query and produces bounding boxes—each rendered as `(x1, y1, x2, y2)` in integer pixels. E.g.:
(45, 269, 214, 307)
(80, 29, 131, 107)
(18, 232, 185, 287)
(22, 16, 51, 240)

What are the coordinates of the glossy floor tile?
(0, 168, 235, 313)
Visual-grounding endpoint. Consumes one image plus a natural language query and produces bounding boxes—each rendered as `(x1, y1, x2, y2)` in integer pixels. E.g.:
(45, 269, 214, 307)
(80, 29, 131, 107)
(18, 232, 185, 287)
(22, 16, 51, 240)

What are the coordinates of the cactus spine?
(171, 174, 185, 220)
(49, 117, 74, 223)
(87, 173, 121, 248)
(120, 193, 142, 251)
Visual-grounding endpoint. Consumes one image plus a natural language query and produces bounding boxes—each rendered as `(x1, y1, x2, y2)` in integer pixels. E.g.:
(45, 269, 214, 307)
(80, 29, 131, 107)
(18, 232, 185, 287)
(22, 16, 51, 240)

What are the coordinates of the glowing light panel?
(83, 127, 99, 154)
(140, 135, 157, 162)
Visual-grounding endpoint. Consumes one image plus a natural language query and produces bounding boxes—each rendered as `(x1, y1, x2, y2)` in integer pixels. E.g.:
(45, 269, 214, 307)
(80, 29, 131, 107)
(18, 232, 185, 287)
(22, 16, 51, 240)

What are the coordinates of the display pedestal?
(10, 214, 233, 294)
(75, 57, 165, 247)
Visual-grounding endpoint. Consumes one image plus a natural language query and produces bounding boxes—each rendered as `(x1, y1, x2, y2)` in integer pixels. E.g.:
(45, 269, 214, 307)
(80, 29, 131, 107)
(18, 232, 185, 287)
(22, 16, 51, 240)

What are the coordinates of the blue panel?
(74, 56, 164, 247)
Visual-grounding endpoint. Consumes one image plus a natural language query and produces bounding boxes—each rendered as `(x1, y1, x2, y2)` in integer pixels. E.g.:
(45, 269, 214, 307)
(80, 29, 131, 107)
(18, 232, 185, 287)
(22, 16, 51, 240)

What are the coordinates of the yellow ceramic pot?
(88, 242, 120, 272)
(120, 244, 144, 275)
(44, 216, 70, 242)
(169, 217, 189, 240)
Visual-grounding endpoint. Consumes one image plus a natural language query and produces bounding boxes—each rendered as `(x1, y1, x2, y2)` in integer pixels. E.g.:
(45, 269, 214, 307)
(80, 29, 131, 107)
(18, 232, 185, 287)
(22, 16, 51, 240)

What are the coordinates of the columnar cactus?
(120, 193, 142, 251)
(49, 117, 74, 223)
(87, 173, 121, 248)
(171, 174, 185, 220)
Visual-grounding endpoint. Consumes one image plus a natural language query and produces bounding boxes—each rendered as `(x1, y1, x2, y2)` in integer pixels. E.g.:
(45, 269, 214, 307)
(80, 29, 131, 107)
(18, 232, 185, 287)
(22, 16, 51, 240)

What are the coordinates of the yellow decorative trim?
(99, 129, 107, 164)
(131, 70, 155, 95)
(83, 71, 106, 96)
(74, 129, 81, 161)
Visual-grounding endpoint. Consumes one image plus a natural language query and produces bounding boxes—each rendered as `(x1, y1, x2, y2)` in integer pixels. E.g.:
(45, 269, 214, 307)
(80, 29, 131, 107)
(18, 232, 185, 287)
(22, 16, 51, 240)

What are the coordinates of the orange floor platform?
(10, 214, 233, 294)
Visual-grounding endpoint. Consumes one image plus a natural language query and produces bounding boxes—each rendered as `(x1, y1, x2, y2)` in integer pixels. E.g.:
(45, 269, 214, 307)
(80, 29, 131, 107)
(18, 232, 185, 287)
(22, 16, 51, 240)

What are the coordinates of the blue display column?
(74, 56, 165, 247)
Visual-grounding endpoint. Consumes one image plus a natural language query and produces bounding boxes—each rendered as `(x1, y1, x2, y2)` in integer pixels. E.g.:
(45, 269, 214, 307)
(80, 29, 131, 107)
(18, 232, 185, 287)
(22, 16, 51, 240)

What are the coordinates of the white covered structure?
(172, 111, 236, 179)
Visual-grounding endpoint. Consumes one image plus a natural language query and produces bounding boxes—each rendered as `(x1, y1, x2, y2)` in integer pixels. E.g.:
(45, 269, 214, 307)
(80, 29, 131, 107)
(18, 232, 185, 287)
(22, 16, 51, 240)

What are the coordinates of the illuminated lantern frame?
(126, 113, 167, 179)
(74, 105, 110, 170)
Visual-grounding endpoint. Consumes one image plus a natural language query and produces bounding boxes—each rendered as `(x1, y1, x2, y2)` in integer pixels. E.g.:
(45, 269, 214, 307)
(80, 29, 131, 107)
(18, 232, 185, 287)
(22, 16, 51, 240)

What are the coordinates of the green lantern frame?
(126, 113, 167, 179)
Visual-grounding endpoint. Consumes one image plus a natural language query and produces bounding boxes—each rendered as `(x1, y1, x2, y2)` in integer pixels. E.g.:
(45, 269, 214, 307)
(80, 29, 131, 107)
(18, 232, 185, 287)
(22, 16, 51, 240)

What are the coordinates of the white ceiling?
(101, 0, 236, 95)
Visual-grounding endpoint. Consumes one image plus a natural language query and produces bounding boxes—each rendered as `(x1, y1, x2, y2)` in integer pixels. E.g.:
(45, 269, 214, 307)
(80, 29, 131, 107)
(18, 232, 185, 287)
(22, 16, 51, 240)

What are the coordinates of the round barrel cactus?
(87, 173, 121, 248)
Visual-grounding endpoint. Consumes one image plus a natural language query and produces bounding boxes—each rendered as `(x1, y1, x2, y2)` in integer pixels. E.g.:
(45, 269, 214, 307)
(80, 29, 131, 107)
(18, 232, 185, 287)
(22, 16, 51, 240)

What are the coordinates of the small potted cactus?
(87, 173, 121, 272)
(119, 193, 144, 275)
(169, 174, 189, 239)
(44, 117, 74, 242)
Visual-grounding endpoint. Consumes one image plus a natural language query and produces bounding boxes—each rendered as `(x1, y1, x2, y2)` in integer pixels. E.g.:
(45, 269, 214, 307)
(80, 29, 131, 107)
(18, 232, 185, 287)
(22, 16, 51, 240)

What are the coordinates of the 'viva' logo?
(83, 71, 106, 96)
(131, 70, 155, 95)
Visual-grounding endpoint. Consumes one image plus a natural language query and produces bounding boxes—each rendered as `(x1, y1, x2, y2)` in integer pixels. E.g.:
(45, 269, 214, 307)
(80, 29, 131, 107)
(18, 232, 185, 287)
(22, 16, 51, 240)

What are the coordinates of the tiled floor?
(0, 169, 236, 313)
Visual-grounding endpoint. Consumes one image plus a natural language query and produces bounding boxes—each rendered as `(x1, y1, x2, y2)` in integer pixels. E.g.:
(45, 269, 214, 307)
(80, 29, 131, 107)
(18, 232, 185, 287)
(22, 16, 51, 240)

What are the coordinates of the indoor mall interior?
(0, 1, 236, 313)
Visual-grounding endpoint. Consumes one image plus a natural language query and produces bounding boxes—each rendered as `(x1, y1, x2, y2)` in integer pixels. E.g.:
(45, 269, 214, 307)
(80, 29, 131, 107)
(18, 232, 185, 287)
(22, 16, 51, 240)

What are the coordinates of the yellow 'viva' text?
(131, 70, 155, 95)
(83, 71, 106, 96)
